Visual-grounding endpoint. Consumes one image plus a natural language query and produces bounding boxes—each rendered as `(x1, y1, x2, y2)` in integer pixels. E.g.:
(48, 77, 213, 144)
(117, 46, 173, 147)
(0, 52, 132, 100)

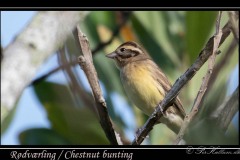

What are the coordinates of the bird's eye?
(120, 48, 126, 52)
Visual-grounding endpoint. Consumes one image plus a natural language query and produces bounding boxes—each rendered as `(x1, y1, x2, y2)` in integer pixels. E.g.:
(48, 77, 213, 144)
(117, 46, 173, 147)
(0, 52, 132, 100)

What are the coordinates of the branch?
(1, 11, 89, 123)
(73, 26, 119, 145)
(132, 12, 232, 145)
(228, 11, 239, 43)
(214, 87, 239, 132)
(207, 39, 237, 92)
(57, 48, 96, 113)
(219, 87, 239, 131)
(29, 11, 131, 86)
(174, 11, 223, 145)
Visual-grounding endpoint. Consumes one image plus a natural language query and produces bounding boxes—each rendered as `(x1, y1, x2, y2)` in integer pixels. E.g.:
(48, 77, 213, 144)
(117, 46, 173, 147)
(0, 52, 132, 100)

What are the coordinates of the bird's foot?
(135, 128, 142, 138)
(135, 128, 149, 137)
(158, 104, 167, 118)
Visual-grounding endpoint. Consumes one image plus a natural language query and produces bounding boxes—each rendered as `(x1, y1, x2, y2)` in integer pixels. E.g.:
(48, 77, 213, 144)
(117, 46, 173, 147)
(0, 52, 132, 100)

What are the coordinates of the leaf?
(163, 11, 186, 58)
(80, 11, 117, 49)
(19, 128, 70, 145)
(89, 11, 117, 31)
(33, 81, 109, 144)
(186, 118, 238, 144)
(131, 13, 175, 74)
(186, 11, 217, 62)
(133, 11, 183, 69)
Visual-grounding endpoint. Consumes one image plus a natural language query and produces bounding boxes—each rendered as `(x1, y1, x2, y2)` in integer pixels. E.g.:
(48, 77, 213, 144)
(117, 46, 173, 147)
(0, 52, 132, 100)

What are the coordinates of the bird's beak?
(106, 52, 118, 59)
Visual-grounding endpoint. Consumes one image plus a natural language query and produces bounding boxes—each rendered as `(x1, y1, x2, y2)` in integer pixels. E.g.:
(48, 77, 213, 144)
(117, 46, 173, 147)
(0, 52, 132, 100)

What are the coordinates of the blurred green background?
(1, 11, 238, 145)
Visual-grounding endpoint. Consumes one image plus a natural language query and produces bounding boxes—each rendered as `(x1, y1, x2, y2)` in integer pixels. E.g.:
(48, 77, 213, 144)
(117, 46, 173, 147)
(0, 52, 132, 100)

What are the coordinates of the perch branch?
(132, 11, 232, 145)
(74, 26, 119, 145)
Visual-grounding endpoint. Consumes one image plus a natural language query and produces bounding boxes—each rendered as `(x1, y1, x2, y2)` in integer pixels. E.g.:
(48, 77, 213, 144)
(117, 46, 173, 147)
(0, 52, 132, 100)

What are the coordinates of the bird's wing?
(149, 59, 186, 118)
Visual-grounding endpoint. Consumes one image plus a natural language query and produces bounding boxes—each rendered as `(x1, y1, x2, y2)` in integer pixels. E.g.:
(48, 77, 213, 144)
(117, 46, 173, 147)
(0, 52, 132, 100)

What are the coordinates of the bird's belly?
(121, 66, 165, 116)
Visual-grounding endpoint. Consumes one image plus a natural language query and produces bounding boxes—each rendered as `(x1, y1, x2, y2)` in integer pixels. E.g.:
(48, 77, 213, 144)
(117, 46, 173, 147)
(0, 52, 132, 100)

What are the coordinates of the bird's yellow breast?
(120, 61, 165, 116)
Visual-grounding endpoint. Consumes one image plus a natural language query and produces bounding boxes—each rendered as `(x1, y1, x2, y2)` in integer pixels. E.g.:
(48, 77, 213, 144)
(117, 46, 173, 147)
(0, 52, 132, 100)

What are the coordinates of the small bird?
(106, 41, 185, 134)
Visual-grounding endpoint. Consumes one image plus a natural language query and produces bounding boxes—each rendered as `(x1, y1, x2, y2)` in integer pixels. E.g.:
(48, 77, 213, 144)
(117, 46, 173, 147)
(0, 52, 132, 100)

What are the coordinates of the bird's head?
(106, 41, 150, 69)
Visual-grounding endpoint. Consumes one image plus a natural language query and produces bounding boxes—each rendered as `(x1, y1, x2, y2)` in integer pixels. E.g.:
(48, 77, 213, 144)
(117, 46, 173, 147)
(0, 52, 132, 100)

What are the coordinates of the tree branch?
(1, 11, 89, 123)
(214, 87, 239, 132)
(57, 48, 96, 113)
(228, 11, 239, 43)
(207, 39, 237, 93)
(73, 26, 119, 145)
(174, 12, 223, 145)
(132, 12, 232, 145)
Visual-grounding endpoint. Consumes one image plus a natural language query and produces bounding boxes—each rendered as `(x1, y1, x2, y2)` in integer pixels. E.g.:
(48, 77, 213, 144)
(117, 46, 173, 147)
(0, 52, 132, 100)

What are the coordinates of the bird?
(106, 41, 185, 134)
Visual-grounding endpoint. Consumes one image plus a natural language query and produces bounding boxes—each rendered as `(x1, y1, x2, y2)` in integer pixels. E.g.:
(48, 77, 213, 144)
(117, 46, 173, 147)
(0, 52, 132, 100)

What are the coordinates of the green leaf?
(89, 11, 116, 31)
(80, 11, 117, 49)
(33, 81, 109, 144)
(164, 11, 186, 59)
(133, 12, 183, 69)
(131, 13, 175, 74)
(186, 118, 238, 145)
(186, 11, 217, 62)
(19, 128, 70, 145)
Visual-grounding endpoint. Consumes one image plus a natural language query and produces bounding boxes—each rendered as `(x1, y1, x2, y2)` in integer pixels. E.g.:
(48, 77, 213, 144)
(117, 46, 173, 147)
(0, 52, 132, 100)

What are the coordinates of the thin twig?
(228, 11, 239, 43)
(29, 59, 78, 86)
(216, 86, 239, 132)
(173, 11, 223, 145)
(57, 48, 96, 113)
(30, 12, 131, 86)
(132, 12, 232, 145)
(74, 26, 119, 145)
(207, 39, 237, 94)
